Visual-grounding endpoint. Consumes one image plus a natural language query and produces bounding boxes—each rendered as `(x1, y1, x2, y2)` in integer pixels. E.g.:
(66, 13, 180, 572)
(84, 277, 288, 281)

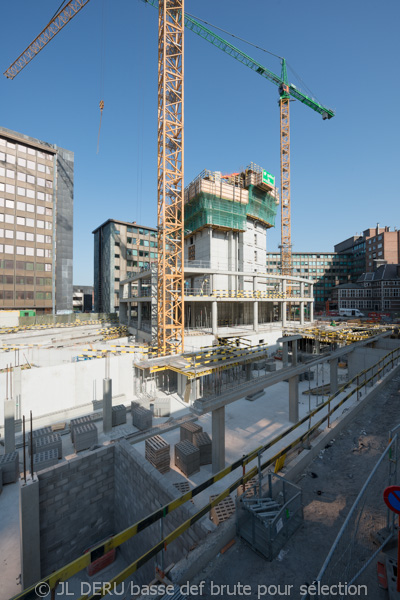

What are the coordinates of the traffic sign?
(383, 486, 400, 515)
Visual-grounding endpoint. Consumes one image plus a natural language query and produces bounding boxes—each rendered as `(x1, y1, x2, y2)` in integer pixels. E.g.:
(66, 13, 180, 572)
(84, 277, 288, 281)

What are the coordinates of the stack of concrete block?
(145, 435, 170, 473)
(132, 406, 152, 431)
(70, 416, 93, 443)
(74, 423, 98, 452)
(112, 405, 127, 427)
(265, 360, 277, 372)
(131, 401, 140, 414)
(180, 422, 203, 443)
(174, 440, 200, 477)
(193, 432, 212, 465)
(33, 449, 59, 472)
(0, 452, 19, 484)
(35, 434, 62, 459)
(28, 426, 53, 455)
(209, 494, 235, 525)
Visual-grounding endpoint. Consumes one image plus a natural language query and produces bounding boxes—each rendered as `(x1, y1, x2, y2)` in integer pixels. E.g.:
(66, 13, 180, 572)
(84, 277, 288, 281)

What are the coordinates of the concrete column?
(310, 284, 314, 322)
(282, 303, 287, 327)
(292, 340, 298, 366)
(246, 363, 252, 381)
(14, 365, 22, 421)
(315, 339, 320, 355)
(330, 358, 338, 395)
(138, 302, 142, 329)
(253, 276, 257, 292)
(212, 301, 218, 335)
(4, 398, 16, 454)
(282, 342, 289, 368)
(209, 273, 214, 294)
(212, 406, 225, 473)
(300, 302, 305, 326)
(103, 378, 112, 433)
(127, 302, 131, 326)
(289, 376, 299, 423)
(20, 478, 41, 589)
(253, 301, 259, 333)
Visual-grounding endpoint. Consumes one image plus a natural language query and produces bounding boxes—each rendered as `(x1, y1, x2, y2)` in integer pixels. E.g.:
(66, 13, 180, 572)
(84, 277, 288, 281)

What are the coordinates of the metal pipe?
(30, 410, 34, 480)
(23, 415, 26, 483)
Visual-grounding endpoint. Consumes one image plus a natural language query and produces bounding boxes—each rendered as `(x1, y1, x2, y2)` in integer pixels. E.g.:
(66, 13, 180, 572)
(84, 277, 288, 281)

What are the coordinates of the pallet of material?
(145, 435, 170, 474)
(70, 416, 93, 442)
(35, 434, 62, 459)
(193, 432, 212, 465)
(0, 452, 19, 484)
(174, 440, 200, 477)
(28, 426, 53, 455)
(33, 449, 59, 472)
(209, 494, 235, 525)
(74, 423, 98, 452)
(236, 477, 258, 498)
(132, 406, 152, 431)
(131, 401, 140, 414)
(180, 422, 203, 444)
(112, 404, 127, 427)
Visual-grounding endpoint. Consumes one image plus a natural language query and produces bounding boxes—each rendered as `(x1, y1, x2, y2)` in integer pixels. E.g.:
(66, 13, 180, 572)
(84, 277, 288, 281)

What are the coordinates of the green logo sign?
(262, 170, 275, 186)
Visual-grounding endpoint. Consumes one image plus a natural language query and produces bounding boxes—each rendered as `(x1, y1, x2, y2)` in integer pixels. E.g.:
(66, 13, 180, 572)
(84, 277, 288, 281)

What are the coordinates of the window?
(45, 264, 51, 271)
(37, 192, 44, 201)
(16, 232, 25, 241)
(16, 246, 25, 255)
(45, 193, 52, 203)
(37, 177, 45, 187)
(45, 249, 52, 258)
(27, 175, 35, 184)
(18, 157, 26, 167)
(45, 221, 52, 230)
(17, 187, 26, 196)
(37, 163, 45, 172)
(36, 248, 45, 257)
(17, 216, 25, 226)
(45, 235, 51, 244)
(36, 205, 45, 215)
(26, 218, 34, 227)
(25, 247, 34, 256)
(26, 203, 34, 212)
(5, 245, 14, 254)
(36, 263, 44, 271)
(45, 180, 52, 188)
(0, 213, 3, 222)
(5, 214, 14, 224)
(26, 189, 35, 199)
(6, 154, 16, 165)
(26, 232, 34, 241)
(27, 148, 35, 156)
(188, 245, 195, 261)
(17, 201, 25, 211)
(37, 220, 45, 229)
(37, 234, 45, 243)
(6, 169, 14, 179)
(5, 230, 14, 238)
(6, 184, 15, 194)
(45, 207, 52, 216)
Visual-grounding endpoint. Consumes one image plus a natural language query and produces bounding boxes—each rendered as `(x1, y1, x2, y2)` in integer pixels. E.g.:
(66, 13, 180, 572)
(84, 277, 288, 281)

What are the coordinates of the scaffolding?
(184, 163, 278, 234)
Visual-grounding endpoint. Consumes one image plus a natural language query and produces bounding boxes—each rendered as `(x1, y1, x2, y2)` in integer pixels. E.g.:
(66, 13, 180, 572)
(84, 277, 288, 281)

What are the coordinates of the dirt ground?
(189, 371, 400, 600)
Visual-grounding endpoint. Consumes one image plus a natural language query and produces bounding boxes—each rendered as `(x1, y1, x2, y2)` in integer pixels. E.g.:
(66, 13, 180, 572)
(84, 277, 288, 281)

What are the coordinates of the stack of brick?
(174, 440, 200, 477)
(74, 423, 98, 452)
(180, 422, 203, 443)
(193, 432, 212, 465)
(35, 434, 62, 459)
(132, 406, 152, 431)
(33, 449, 59, 472)
(145, 435, 170, 474)
(0, 452, 19, 484)
(70, 416, 93, 443)
(209, 494, 235, 525)
(28, 426, 53, 455)
(131, 401, 140, 414)
(112, 405, 127, 427)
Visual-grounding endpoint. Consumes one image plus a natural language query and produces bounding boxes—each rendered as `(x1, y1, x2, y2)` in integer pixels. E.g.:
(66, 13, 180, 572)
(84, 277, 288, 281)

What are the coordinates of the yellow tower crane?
(4, 0, 186, 357)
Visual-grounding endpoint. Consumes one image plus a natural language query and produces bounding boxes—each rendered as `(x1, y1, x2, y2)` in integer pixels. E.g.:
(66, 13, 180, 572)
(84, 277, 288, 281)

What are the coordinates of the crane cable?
(97, 0, 107, 153)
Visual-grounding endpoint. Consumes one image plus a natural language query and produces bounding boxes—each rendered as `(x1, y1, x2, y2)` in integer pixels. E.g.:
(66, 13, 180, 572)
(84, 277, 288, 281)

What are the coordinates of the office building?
(0, 126, 73, 314)
(93, 219, 158, 313)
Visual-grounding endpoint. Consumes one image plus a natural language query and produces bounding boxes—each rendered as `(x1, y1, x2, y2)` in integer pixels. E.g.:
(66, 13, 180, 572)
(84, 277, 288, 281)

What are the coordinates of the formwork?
(236, 473, 303, 561)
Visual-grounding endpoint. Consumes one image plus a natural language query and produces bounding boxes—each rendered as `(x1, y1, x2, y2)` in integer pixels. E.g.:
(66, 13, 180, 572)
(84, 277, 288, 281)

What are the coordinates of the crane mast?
(157, 0, 185, 356)
(279, 60, 291, 277)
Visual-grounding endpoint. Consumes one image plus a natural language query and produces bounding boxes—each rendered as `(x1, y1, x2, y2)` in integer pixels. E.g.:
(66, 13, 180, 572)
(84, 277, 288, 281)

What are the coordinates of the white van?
(338, 308, 365, 318)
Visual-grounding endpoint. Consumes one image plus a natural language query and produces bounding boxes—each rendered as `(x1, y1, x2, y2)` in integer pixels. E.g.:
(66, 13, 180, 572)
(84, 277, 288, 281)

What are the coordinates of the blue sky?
(1, 0, 399, 284)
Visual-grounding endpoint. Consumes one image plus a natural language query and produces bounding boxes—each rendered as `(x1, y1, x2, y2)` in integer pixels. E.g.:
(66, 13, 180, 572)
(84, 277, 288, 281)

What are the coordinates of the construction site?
(1, 2, 400, 600)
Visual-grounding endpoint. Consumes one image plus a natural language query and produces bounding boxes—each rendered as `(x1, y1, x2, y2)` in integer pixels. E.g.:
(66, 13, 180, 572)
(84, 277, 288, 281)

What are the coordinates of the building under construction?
(119, 163, 315, 348)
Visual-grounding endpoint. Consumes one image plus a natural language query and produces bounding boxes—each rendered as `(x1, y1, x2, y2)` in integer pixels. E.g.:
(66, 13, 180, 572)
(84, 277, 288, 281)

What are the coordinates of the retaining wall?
(38, 445, 115, 577)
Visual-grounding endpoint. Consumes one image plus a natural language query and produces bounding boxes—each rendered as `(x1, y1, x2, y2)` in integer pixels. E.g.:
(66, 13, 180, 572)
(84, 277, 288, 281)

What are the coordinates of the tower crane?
(143, 0, 335, 278)
(4, 0, 186, 357)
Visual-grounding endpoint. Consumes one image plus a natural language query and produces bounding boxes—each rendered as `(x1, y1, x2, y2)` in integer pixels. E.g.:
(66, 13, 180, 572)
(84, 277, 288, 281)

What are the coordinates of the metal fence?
(302, 430, 399, 599)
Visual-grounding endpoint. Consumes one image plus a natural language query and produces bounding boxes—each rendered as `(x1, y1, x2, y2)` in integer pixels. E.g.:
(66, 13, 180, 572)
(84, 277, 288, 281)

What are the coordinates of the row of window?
(0, 138, 53, 161)
(126, 226, 157, 237)
(0, 164, 51, 179)
(0, 200, 53, 215)
(0, 244, 52, 257)
(0, 229, 51, 243)
(126, 238, 157, 247)
(0, 259, 51, 271)
(1, 275, 52, 285)
(0, 188, 52, 202)
(0, 180, 52, 194)
(0, 213, 52, 230)
(0, 290, 52, 300)
(0, 152, 52, 173)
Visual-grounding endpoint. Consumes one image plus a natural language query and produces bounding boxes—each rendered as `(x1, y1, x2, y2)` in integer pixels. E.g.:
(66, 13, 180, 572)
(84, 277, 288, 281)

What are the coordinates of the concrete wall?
(0, 310, 20, 327)
(38, 446, 115, 577)
(373, 339, 400, 351)
(114, 440, 208, 585)
(348, 346, 388, 380)
(0, 354, 134, 426)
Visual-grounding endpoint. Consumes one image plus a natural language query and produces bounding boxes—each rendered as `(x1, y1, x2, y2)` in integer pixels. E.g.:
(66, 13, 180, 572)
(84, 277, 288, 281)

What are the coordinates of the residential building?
(0, 126, 73, 314)
(93, 219, 158, 313)
(266, 252, 352, 309)
(332, 264, 400, 314)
